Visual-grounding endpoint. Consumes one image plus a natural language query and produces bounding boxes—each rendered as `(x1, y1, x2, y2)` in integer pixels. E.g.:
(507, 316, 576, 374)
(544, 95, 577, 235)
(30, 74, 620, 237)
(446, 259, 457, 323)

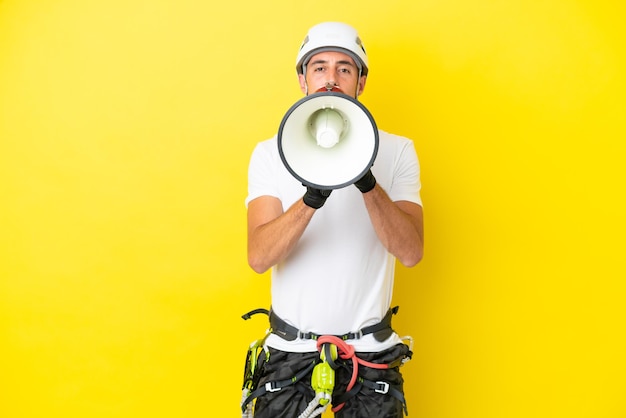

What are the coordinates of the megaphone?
(277, 91, 379, 190)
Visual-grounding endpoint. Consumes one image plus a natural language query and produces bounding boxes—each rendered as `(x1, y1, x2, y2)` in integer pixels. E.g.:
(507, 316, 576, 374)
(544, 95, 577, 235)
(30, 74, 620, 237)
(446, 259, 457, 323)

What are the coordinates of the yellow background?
(1, 1, 624, 417)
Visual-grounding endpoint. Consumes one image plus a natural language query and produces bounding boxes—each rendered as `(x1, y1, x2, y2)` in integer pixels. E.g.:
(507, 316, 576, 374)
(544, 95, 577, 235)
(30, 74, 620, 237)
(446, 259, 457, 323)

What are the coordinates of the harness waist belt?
(269, 306, 399, 342)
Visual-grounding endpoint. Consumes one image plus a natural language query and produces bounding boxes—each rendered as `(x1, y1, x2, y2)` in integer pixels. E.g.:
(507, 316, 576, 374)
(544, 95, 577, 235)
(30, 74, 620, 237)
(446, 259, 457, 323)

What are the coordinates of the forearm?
(362, 185, 424, 267)
(247, 197, 316, 273)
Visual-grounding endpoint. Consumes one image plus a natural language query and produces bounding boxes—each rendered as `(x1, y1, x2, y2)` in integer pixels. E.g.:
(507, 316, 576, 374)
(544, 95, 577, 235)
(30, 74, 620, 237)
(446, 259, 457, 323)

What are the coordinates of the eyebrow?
(309, 58, 356, 67)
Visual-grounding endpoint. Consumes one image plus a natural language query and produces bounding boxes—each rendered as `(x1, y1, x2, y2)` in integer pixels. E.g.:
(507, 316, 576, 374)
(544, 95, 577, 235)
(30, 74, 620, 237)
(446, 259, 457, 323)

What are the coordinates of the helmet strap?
(303, 64, 309, 95)
(355, 67, 362, 98)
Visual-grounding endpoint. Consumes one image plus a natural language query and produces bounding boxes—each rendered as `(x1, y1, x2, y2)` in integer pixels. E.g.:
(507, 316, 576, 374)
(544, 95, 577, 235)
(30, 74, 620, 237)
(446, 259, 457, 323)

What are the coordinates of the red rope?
(316, 335, 389, 412)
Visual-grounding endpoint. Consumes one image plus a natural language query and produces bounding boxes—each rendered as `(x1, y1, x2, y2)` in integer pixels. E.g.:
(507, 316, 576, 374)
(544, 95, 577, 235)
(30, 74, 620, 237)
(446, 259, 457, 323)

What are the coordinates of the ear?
(298, 74, 307, 94)
(357, 75, 367, 97)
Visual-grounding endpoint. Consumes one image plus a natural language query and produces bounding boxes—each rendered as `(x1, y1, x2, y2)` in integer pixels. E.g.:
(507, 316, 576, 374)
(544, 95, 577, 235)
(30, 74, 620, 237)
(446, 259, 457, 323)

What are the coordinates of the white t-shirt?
(246, 130, 421, 352)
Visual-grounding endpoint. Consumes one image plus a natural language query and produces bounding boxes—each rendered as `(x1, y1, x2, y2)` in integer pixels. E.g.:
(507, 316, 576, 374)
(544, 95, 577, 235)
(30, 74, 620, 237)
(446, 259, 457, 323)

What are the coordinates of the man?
(244, 22, 424, 418)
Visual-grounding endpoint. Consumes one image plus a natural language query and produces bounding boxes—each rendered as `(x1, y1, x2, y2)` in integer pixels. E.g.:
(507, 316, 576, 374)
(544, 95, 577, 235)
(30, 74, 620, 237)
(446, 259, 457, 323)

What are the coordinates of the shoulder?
(252, 135, 277, 152)
(378, 129, 413, 145)
(250, 135, 279, 162)
(377, 130, 418, 159)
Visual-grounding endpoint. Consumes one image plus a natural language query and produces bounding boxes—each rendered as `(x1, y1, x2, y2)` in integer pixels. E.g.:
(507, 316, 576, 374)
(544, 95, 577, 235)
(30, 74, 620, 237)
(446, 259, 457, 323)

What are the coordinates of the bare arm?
(247, 195, 316, 273)
(361, 184, 424, 267)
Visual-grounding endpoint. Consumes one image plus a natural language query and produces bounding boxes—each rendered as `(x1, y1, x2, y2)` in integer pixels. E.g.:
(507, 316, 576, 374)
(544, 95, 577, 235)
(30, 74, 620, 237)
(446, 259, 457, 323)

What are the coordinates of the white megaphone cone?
(277, 91, 379, 190)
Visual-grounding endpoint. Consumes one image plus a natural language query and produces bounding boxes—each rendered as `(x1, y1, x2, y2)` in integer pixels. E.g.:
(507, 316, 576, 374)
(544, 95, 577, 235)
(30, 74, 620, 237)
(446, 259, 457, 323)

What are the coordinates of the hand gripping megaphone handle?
(354, 169, 377, 193)
(303, 186, 332, 209)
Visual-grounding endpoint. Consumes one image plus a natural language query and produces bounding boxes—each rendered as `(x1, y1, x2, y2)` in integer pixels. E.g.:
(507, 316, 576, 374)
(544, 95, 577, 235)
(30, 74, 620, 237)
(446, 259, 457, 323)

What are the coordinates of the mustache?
(315, 82, 343, 93)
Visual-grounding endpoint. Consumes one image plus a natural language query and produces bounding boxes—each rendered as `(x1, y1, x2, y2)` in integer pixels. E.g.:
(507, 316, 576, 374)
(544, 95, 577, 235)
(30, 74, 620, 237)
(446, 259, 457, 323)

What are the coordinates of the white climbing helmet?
(295, 22, 369, 76)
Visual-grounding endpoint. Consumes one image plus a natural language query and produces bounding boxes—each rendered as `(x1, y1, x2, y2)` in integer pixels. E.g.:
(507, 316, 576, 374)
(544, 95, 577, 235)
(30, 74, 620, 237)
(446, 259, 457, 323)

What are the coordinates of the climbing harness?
(240, 307, 413, 417)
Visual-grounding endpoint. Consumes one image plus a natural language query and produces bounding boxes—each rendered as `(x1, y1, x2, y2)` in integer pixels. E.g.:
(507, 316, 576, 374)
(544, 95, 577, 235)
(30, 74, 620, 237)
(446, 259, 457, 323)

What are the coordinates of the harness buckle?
(341, 329, 362, 340)
(374, 381, 390, 394)
(265, 382, 282, 393)
(298, 331, 319, 340)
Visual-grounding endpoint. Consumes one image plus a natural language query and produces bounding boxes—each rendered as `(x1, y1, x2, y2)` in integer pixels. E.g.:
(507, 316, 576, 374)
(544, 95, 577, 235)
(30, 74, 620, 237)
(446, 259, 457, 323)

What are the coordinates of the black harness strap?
(332, 377, 408, 416)
(361, 378, 408, 416)
(270, 306, 399, 342)
(240, 360, 317, 413)
(332, 381, 363, 406)
(241, 308, 269, 320)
